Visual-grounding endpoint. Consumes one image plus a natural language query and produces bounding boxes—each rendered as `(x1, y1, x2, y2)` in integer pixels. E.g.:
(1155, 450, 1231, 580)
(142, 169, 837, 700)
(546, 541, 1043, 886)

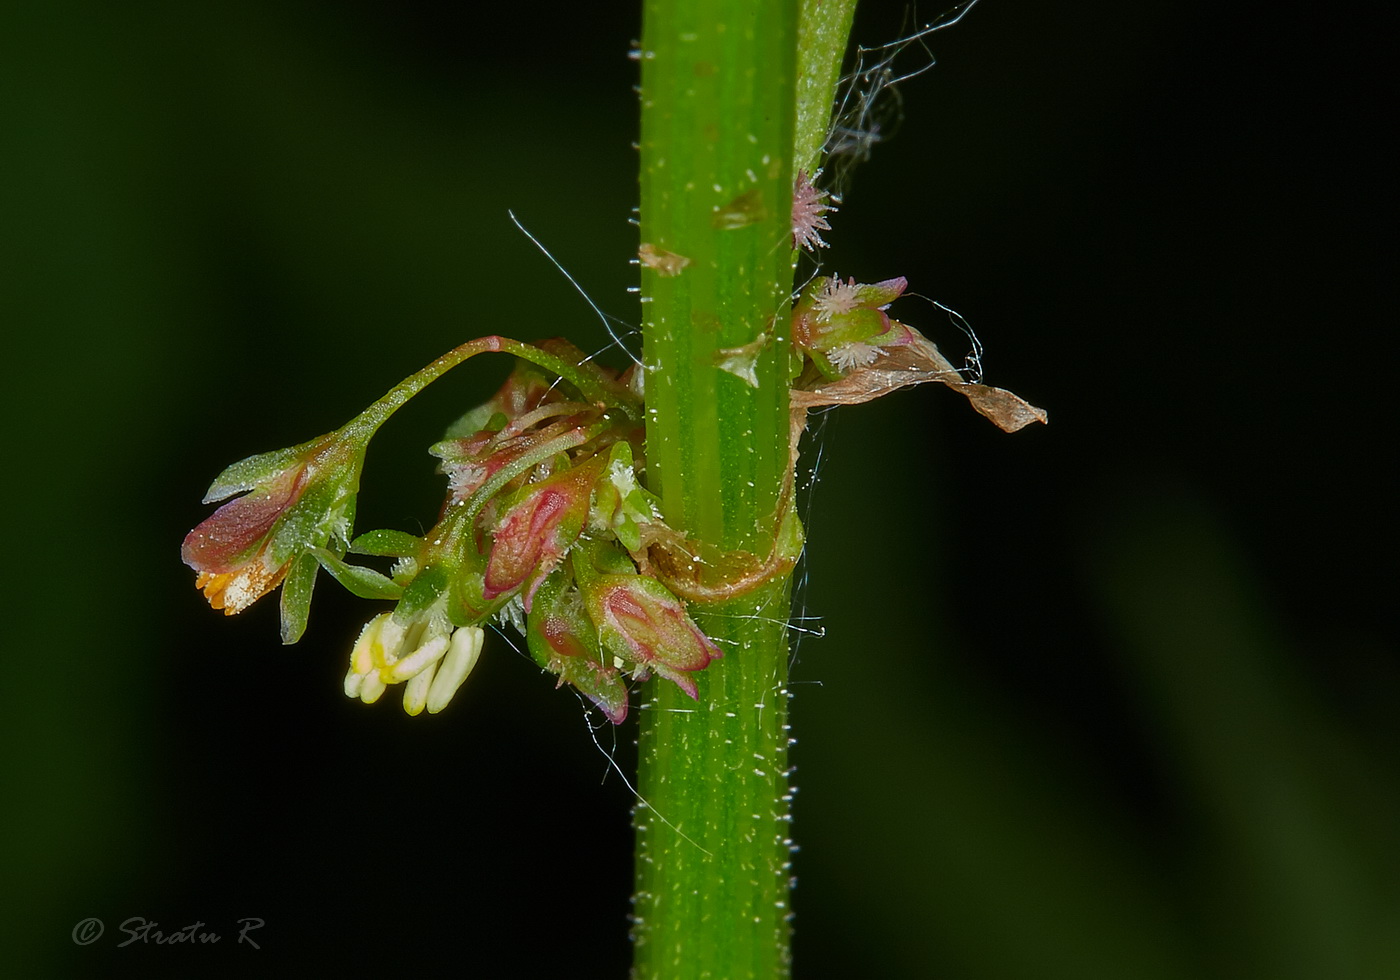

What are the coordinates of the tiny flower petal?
(856, 276, 907, 309)
(181, 469, 303, 574)
(561, 660, 629, 724)
(523, 570, 630, 723)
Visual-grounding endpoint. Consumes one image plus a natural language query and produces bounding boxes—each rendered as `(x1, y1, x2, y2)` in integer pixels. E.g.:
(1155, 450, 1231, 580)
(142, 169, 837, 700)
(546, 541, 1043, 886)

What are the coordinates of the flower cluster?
(180, 430, 368, 643)
(786, 275, 1048, 434)
(184, 278, 1042, 721)
(790, 273, 913, 379)
(183, 339, 721, 722)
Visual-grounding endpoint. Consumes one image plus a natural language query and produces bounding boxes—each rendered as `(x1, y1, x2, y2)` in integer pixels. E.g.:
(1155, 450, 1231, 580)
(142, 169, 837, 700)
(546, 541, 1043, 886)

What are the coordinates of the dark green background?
(3, 0, 1393, 976)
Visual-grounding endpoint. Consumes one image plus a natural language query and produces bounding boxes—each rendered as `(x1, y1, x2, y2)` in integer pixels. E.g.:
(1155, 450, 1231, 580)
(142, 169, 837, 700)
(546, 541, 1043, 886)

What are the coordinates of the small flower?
(186, 465, 307, 615)
(791, 274, 909, 377)
(589, 441, 662, 555)
(182, 429, 367, 642)
(792, 170, 836, 251)
(525, 571, 629, 723)
(436, 406, 598, 505)
(483, 457, 605, 610)
(826, 341, 882, 372)
(343, 611, 484, 716)
(811, 276, 865, 321)
(582, 574, 722, 700)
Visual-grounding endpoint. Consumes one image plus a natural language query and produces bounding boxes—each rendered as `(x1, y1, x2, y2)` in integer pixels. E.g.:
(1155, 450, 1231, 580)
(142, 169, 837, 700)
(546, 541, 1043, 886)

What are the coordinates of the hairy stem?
(795, 0, 859, 178)
(632, 0, 855, 976)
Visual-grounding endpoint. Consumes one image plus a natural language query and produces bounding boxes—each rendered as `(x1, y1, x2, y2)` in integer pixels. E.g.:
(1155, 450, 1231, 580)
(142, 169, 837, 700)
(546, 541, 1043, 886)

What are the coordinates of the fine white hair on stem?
(507, 209, 643, 367)
(580, 693, 714, 857)
(490, 610, 713, 856)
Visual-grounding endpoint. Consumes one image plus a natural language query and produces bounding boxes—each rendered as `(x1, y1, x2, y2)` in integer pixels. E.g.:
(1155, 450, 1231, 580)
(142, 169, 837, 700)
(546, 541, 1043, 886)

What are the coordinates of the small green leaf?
(614, 515, 642, 553)
(443, 404, 503, 440)
(349, 528, 424, 558)
(279, 552, 319, 645)
(310, 548, 405, 601)
(203, 444, 305, 504)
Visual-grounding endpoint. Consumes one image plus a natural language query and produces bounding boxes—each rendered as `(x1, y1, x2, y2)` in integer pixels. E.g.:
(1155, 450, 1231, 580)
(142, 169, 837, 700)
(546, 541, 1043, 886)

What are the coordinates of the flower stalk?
(631, 0, 856, 975)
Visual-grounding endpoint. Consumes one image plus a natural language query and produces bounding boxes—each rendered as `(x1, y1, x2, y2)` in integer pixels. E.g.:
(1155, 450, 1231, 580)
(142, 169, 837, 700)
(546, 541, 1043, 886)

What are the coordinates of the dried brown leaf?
(636, 519, 799, 603)
(791, 323, 1047, 433)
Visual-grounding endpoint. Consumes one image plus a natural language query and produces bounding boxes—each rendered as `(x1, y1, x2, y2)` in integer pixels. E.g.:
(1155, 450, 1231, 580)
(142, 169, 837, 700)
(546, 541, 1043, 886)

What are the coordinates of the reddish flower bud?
(483, 458, 604, 610)
(183, 466, 308, 614)
(523, 570, 629, 723)
(181, 431, 364, 641)
(535, 612, 630, 724)
(582, 574, 722, 700)
(434, 408, 598, 504)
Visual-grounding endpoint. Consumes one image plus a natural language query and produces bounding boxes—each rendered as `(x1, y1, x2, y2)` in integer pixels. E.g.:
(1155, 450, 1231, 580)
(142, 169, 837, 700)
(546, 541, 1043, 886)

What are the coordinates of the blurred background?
(2, 0, 1393, 976)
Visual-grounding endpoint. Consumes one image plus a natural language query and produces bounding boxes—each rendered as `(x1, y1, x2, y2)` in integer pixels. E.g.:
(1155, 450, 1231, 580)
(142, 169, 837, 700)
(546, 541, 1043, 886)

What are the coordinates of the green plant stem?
(633, 0, 855, 976)
(795, 0, 859, 178)
(632, 581, 795, 979)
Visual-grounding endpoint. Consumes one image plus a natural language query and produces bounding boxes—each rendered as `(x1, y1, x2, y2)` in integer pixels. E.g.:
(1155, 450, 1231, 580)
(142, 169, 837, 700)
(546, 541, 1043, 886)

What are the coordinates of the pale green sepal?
(279, 552, 319, 645)
(202, 443, 308, 504)
(349, 529, 424, 558)
(395, 565, 449, 621)
(309, 548, 405, 601)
